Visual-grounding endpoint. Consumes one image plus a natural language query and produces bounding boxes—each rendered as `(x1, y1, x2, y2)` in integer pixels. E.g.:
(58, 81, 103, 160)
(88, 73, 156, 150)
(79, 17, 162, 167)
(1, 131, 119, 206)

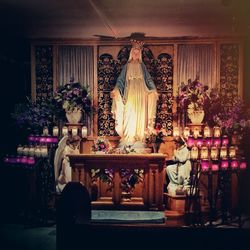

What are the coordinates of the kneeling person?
(166, 136, 191, 195)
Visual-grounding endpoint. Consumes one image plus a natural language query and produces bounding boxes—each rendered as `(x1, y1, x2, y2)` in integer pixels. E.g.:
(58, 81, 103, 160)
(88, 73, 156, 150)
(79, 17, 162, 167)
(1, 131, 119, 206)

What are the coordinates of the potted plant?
(177, 78, 210, 124)
(54, 81, 91, 123)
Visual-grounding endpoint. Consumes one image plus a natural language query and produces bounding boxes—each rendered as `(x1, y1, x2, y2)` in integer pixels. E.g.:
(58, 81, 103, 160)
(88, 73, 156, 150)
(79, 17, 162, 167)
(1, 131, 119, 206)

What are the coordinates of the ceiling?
(0, 0, 250, 39)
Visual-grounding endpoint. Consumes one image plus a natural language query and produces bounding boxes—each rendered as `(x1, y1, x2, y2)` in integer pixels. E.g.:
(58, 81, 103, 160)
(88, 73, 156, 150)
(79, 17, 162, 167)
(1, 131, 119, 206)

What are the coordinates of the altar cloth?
(91, 210, 166, 224)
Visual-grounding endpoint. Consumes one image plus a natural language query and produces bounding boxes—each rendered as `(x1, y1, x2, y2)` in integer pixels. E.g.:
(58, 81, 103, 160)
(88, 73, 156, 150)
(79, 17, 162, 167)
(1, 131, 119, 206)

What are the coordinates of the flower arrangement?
(177, 78, 210, 114)
(54, 81, 91, 114)
(11, 97, 57, 134)
(92, 137, 112, 153)
(207, 89, 250, 135)
(144, 124, 166, 144)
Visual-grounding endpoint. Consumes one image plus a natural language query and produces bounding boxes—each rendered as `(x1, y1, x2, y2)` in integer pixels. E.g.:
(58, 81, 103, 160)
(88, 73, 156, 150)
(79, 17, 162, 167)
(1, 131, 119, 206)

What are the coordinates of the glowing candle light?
(187, 136, 195, 147)
(190, 146, 199, 160)
(201, 160, 209, 172)
(17, 145, 23, 155)
(27, 156, 35, 165)
(193, 127, 200, 139)
(221, 159, 229, 170)
(183, 127, 190, 139)
(62, 126, 68, 136)
(229, 146, 236, 158)
(43, 126, 49, 136)
(231, 159, 239, 170)
(213, 126, 221, 137)
(222, 135, 229, 146)
(211, 146, 219, 160)
(213, 137, 221, 147)
(205, 137, 212, 147)
(72, 127, 78, 136)
(211, 161, 219, 171)
(203, 126, 211, 138)
(81, 126, 88, 138)
(197, 136, 203, 148)
(240, 158, 247, 170)
(53, 126, 59, 137)
(220, 146, 227, 159)
(200, 146, 208, 159)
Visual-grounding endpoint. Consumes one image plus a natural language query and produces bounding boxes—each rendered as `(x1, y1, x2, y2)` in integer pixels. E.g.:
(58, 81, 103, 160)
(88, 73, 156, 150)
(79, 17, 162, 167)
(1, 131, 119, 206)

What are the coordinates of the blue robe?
(115, 62, 156, 104)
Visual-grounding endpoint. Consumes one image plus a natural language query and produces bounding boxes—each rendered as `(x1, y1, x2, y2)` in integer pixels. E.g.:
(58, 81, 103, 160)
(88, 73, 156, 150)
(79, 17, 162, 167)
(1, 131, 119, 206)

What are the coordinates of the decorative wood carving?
(220, 44, 239, 101)
(35, 46, 53, 102)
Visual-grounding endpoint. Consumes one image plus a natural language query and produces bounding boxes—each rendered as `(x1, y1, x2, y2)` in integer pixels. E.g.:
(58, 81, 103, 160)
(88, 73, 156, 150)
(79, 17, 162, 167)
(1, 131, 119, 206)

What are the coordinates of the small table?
(68, 153, 166, 210)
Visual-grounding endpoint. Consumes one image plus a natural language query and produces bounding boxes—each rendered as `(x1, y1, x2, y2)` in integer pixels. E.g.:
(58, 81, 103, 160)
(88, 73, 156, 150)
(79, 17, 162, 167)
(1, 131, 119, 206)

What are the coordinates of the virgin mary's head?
(128, 47, 142, 62)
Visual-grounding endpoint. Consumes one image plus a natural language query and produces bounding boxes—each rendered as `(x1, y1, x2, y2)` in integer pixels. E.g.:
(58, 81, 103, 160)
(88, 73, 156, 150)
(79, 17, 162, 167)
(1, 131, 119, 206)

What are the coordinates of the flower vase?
(188, 109, 205, 125)
(66, 108, 82, 124)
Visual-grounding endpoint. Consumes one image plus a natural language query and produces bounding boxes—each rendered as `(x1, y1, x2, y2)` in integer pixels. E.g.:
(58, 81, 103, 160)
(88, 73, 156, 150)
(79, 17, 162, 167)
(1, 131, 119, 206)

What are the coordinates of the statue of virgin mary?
(111, 39, 158, 149)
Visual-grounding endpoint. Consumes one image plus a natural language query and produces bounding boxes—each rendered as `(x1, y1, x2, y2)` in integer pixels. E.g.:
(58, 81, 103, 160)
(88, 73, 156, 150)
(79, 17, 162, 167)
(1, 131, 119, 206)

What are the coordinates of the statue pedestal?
(117, 140, 151, 154)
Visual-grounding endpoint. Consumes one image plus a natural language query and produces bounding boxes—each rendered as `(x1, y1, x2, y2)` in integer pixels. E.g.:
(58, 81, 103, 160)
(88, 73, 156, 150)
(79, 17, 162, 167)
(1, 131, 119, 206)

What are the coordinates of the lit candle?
(62, 126, 68, 136)
(203, 126, 211, 138)
(187, 136, 195, 147)
(200, 146, 208, 159)
(220, 146, 227, 159)
(229, 146, 236, 159)
(240, 159, 247, 170)
(21, 156, 28, 164)
(72, 127, 78, 136)
(4, 156, 10, 164)
(23, 145, 29, 156)
(35, 146, 42, 158)
(173, 127, 180, 137)
(41, 146, 48, 158)
(39, 136, 46, 144)
(28, 146, 35, 156)
(222, 135, 229, 146)
(28, 134, 35, 143)
(193, 127, 200, 139)
(81, 126, 88, 138)
(190, 146, 199, 160)
(43, 126, 49, 136)
(196, 136, 203, 148)
(46, 136, 53, 143)
(16, 156, 21, 164)
(231, 159, 239, 170)
(17, 145, 23, 155)
(183, 127, 190, 139)
(27, 156, 35, 165)
(205, 137, 212, 147)
(213, 126, 221, 137)
(211, 161, 219, 171)
(211, 146, 219, 160)
(201, 160, 209, 172)
(221, 160, 229, 170)
(213, 137, 221, 147)
(53, 126, 59, 137)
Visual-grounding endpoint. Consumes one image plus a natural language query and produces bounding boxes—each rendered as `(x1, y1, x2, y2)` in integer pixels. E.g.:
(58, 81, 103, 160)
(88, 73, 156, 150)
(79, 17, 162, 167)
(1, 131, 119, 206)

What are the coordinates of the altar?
(68, 154, 166, 211)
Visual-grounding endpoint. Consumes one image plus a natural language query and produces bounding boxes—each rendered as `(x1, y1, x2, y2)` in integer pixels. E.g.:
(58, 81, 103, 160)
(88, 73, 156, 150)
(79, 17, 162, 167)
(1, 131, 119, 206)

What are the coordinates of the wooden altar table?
(68, 154, 166, 211)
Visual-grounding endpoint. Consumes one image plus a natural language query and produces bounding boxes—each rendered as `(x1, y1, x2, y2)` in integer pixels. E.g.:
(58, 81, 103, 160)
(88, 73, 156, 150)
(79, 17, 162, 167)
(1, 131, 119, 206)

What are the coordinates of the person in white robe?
(166, 136, 192, 195)
(111, 39, 158, 148)
(56, 136, 80, 193)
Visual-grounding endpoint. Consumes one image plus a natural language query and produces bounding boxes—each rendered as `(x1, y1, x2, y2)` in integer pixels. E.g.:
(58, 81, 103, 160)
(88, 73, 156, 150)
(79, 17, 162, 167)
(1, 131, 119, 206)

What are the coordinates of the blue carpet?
(91, 210, 166, 224)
